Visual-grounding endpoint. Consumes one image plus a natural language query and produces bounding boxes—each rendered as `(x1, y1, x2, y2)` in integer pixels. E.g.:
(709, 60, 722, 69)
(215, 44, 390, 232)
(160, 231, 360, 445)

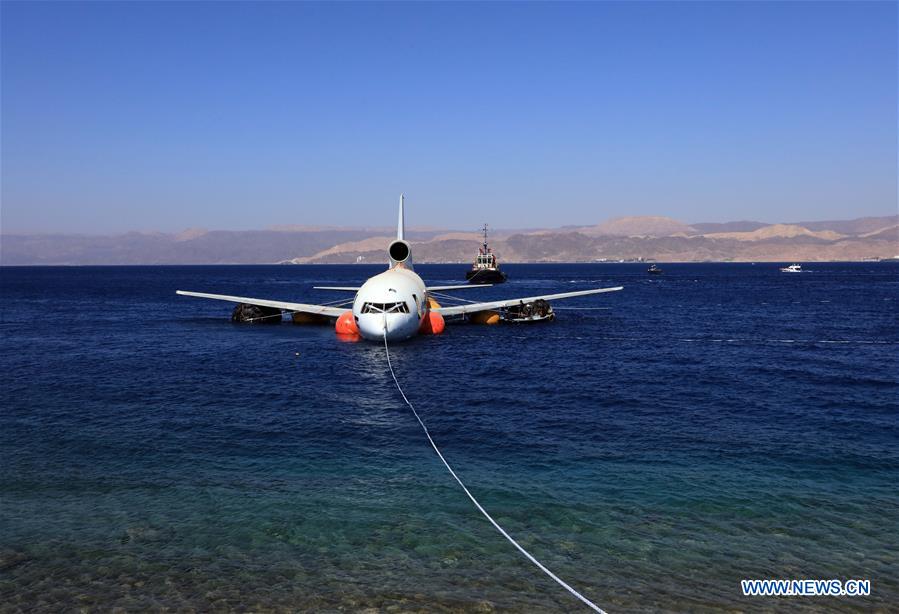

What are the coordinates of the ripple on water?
(0, 263, 897, 611)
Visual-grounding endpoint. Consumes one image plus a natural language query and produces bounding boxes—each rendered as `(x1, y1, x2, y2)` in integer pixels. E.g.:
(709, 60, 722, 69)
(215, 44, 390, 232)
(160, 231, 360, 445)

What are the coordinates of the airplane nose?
(381, 315, 406, 339)
(356, 314, 387, 341)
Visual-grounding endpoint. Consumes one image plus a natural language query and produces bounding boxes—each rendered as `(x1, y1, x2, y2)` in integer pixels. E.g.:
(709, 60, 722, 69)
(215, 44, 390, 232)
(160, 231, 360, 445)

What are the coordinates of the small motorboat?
(647, 264, 663, 275)
(780, 264, 802, 273)
(502, 299, 555, 323)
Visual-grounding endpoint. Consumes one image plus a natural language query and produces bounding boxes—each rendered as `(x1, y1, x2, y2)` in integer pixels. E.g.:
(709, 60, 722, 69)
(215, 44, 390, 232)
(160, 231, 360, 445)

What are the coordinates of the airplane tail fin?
(387, 193, 413, 269)
(397, 193, 405, 240)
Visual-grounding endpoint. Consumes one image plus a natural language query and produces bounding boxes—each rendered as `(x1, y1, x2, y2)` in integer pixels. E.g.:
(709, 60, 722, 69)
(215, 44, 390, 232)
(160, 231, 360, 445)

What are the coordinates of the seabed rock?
(0, 548, 30, 571)
(231, 303, 282, 324)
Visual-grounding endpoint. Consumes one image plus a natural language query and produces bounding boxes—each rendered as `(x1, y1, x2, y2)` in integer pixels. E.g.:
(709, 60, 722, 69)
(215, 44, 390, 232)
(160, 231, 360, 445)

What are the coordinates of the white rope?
(430, 290, 481, 304)
(382, 333, 607, 613)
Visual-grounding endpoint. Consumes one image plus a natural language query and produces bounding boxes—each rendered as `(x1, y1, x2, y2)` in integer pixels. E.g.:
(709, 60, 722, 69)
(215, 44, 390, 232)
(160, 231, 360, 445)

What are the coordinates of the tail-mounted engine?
(388, 240, 412, 268)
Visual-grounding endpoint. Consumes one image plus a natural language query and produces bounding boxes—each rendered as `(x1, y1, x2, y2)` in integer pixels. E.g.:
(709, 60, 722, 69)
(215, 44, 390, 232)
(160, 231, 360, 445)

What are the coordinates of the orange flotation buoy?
(335, 310, 360, 337)
(292, 312, 329, 325)
(419, 311, 446, 335)
(469, 310, 501, 325)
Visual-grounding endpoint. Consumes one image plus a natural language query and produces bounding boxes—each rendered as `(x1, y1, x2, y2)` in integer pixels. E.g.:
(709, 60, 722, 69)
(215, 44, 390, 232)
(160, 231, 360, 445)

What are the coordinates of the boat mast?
(482, 223, 489, 255)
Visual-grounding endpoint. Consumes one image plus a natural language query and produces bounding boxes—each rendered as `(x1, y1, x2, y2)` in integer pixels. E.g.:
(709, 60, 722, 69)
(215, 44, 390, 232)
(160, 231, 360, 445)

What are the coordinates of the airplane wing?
(432, 286, 623, 316)
(313, 286, 360, 291)
(427, 284, 493, 291)
(176, 290, 348, 317)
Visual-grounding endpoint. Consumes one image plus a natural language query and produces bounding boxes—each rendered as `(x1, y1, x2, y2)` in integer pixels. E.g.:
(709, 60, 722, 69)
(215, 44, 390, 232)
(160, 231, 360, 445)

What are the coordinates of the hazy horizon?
(2, 211, 898, 238)
(2, 1, 896, 234)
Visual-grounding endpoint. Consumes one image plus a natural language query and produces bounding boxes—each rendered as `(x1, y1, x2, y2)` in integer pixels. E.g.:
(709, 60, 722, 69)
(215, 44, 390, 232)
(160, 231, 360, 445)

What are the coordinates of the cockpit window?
(361, 301, 410, 314)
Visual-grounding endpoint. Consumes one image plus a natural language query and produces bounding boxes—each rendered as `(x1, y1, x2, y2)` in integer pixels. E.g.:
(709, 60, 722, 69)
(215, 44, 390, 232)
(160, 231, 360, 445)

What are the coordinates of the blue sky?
(1, 1, 896, 233)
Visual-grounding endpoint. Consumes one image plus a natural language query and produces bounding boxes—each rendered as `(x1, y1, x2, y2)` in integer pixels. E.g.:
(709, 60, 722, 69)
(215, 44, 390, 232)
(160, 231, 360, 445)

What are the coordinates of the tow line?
(382, 333, 607, 613)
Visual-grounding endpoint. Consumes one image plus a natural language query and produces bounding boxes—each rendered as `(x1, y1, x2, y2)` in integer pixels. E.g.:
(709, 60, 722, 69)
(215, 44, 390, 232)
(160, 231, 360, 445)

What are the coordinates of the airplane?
(177, 195, 623, 341)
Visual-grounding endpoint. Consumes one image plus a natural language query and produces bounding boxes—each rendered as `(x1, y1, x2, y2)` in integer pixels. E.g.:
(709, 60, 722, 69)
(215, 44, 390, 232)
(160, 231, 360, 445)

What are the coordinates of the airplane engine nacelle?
(335, 310, 360, 337)
(388, 240, 412, 268)
(419, 311, 445, 335)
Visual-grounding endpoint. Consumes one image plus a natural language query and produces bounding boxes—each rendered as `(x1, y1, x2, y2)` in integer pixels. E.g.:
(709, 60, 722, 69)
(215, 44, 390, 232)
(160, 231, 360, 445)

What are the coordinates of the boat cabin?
(474, 250, 498, 270)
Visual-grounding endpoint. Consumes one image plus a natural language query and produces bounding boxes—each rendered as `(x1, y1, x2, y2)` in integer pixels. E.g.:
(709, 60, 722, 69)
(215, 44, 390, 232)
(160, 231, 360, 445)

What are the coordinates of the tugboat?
(647, 264, 663, 275)
(466, 224, 507, 284)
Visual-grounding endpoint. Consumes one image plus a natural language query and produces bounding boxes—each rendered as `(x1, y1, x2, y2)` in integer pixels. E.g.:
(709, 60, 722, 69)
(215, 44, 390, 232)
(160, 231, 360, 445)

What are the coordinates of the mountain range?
(2, 215, 896, 265)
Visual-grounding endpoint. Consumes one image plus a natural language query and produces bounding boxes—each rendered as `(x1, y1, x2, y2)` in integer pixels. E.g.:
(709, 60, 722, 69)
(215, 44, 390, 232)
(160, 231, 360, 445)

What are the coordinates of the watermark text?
(741, 579, 871, 597)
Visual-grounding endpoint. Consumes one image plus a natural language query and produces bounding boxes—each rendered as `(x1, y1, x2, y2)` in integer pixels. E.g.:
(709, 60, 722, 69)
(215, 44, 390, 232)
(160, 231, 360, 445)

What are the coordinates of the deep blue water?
(1, 263, 897, 612)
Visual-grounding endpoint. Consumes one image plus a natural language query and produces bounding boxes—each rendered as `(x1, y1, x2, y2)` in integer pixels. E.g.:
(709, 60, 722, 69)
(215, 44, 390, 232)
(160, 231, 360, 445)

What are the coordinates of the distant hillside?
(860, 225, 898, 241)
(691, 221, 768, 233)
(580, 216, 696, 237)
(794, 216, 898, 235)
(294, 214, 898, 264)
(703, 224, 845, 242)
(0, 228, 446, 265)
(2, 215, 896, 264)
(694, 215, 897, 236)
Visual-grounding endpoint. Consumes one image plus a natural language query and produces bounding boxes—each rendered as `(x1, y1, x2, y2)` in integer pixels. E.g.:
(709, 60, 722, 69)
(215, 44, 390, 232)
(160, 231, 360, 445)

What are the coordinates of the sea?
(1, 263, 897, 612)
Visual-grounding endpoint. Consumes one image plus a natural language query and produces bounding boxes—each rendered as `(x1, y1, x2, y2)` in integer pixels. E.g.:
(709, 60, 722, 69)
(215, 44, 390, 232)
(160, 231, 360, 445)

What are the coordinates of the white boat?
(780, 264, 802, 273)
(502, 299, 555, 323)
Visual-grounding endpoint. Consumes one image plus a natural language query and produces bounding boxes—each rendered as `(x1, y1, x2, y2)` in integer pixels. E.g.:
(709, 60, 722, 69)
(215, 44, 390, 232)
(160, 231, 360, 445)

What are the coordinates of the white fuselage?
(353, 266, 428, 341)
